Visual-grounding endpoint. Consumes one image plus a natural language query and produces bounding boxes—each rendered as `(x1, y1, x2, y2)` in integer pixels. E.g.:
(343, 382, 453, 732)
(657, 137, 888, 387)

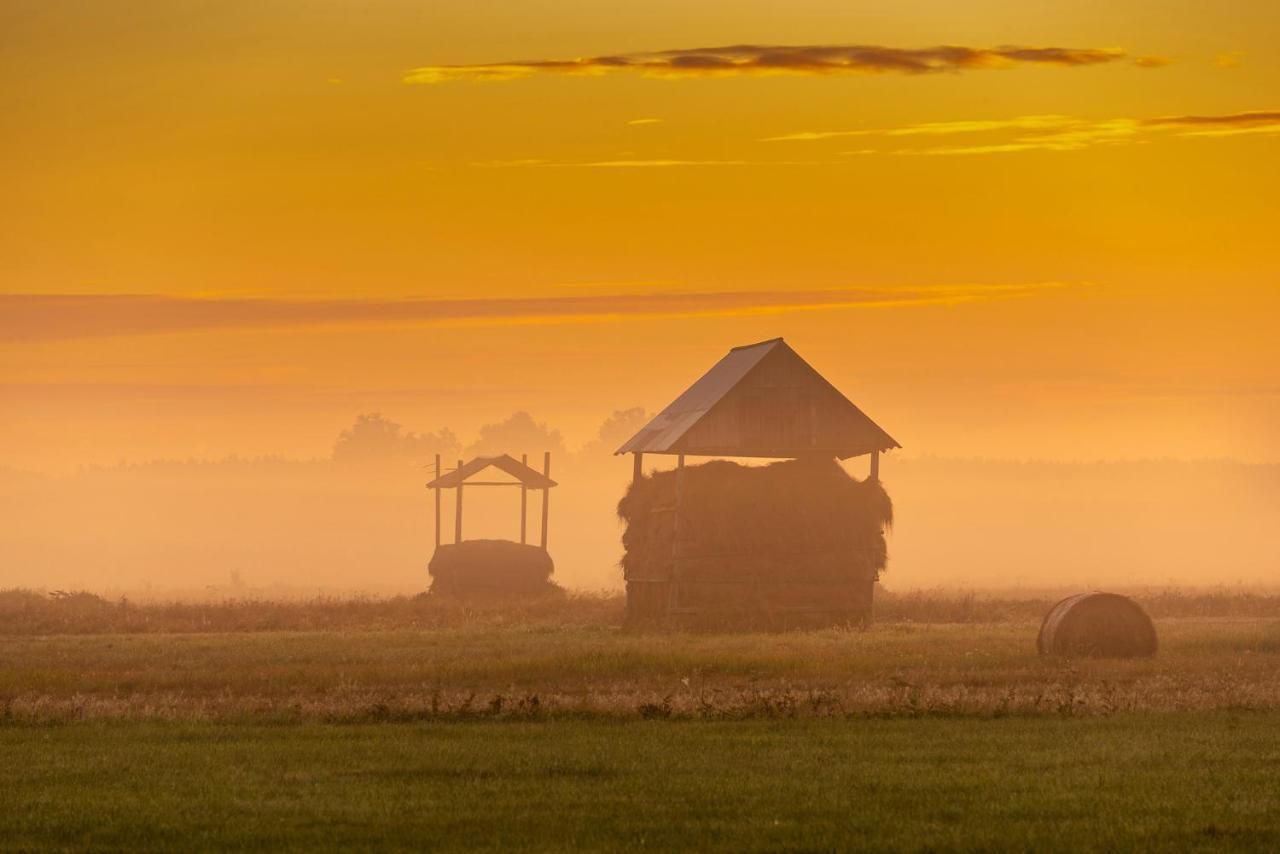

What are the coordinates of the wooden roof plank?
(426, 454, 557, 489)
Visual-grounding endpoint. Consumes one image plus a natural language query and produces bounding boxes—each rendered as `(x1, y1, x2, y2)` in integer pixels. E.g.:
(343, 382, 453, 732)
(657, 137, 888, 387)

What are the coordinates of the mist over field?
(2, 409, 1274, 596)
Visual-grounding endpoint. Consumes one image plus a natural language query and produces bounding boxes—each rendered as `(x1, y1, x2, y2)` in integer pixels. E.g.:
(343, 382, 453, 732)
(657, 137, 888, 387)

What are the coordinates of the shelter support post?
(870, 450, 880, 483)
(540, 452, 551, 551)
(433, 454, 441, 550)
(454, 458, 464, 544)
(520, 453, 528, 545)
(632, 452, 643, 484)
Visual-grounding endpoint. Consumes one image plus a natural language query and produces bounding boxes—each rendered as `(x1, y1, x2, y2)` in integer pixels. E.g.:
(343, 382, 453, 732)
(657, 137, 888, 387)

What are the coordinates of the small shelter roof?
(616, 338, 899, 460)
(427, 454, 557, 490)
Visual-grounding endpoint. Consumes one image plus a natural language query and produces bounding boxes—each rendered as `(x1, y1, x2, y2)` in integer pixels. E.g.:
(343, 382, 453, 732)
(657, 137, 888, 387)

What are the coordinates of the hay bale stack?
(617, 458, 892, 628)
(1037, 592, 1157, 658)
(428, 539, 559, 598)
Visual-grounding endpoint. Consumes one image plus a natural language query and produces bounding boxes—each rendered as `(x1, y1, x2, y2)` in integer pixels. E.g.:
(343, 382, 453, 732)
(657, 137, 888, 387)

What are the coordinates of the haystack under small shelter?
(425, 453, 559, 597)
(616, 338, 900, 629)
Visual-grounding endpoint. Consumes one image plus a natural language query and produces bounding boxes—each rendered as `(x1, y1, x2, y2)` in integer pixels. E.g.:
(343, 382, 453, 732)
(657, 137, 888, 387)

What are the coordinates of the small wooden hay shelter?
(426, 453, 559, 596)
(615, 338, 900, 629)
(1037, 592, 1158, 658)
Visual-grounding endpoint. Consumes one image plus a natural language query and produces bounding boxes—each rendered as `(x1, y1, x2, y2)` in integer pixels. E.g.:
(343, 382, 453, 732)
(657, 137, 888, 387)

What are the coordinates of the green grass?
(2, 715, 1278, 852)
(3, 611, 1279, 849)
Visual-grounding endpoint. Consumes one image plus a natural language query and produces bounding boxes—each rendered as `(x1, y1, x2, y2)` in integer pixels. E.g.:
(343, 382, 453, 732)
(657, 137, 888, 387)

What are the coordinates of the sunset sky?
(4, 1, 1278, 470)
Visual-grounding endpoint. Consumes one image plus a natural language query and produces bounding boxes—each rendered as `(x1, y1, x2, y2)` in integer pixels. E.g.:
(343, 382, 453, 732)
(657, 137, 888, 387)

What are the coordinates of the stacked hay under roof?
(1037, 592, 1158, 658)
(428, 540, 560, 599)
(617, 458, 892, 628)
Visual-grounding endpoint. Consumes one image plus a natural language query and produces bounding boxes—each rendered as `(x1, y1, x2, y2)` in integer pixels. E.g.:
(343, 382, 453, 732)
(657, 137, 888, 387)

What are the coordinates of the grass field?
(3, 715, 1279, 851)
(2, 592, 1279, 850)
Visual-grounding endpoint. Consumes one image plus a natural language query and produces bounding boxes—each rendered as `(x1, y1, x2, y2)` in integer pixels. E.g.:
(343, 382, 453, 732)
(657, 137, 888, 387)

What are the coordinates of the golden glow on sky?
(3, 0, 1279, 468)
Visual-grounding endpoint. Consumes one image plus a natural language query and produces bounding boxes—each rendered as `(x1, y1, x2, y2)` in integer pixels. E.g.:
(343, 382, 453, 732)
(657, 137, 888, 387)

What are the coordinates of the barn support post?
(867, 450, 882, 626)
(433, 454, 442, 551)
(672, 454, 686, 544)
(520, 453, 529, 545)
(454, 458, 464, 544)
(540, 452, 551, 551)
(632, 452, 643, 483)
(669, 453, 686, 616)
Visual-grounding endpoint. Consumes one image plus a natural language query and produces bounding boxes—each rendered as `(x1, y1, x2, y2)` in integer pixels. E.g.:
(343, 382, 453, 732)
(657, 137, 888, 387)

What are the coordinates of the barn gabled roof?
(615, 337, 900, 459)
(616, 339, 778, 455)
(426, 454, 557, 489)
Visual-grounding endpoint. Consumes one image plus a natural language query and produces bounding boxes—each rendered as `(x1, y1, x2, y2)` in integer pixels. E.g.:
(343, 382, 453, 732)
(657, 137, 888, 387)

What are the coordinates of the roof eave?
(621, 442, 899, 460)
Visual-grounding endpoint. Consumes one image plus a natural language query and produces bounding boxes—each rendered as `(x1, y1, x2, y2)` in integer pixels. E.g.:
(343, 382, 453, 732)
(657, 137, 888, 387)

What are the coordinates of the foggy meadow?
(2, 409, 1275, 596)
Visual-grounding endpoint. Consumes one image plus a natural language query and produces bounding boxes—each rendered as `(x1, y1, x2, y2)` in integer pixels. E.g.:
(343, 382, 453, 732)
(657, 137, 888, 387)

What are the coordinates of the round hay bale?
(1036, 592, 1157, 658)
(428, 539, 559, 598)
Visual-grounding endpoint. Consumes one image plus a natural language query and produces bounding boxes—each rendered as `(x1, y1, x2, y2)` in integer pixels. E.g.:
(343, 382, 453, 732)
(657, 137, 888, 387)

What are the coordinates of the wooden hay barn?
(615, 338, 900, 629)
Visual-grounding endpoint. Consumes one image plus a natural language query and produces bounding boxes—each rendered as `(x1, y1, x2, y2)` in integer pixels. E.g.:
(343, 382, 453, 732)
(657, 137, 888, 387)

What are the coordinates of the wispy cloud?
(769, 109, 1278, 155)
(581, 159, 754, 167)
(765, 115, 1078, 142)
(893, 141, 1085, 156)
(1142, 110, 1280, 136)
(868, 119, 1140, 155)
(470, 158, 840, 168)
(405, 44, 1131, 84)
(627, 118, 664, 125)
(471, 109, 1277, 166)
(1, 285, 1079, 342)
(471, 159, 550, 168)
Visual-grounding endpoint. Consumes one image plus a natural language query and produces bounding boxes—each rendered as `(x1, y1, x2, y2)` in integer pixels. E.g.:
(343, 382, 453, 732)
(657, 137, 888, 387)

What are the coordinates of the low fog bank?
(1, 412, 1277, 597)
(888, 457, 1279, 592)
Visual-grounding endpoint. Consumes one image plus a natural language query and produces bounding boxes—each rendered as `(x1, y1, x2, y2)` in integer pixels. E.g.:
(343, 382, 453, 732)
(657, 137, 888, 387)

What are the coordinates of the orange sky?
(3, 1, 1279, 470)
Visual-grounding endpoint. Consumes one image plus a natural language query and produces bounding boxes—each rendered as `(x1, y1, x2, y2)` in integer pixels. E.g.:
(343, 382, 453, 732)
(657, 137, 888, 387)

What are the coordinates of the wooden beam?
(539, 451, 551, 551)
(433, 454, 441, 551)
(454, 458, 464, 544)
(670, 453, 686, 614)
(870, 449, 880, 483)
(672, 454, 686, 542)
(520, 453, 528, 545)
(632, 452, 643, 484)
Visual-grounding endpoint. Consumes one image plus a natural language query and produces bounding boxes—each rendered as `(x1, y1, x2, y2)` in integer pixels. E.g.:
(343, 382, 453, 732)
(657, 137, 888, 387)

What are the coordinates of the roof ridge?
(729, 337, 784, 351)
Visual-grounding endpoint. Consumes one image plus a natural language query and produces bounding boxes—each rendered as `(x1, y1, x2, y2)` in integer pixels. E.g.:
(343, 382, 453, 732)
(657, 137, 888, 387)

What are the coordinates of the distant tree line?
(331, 409, 648, 465)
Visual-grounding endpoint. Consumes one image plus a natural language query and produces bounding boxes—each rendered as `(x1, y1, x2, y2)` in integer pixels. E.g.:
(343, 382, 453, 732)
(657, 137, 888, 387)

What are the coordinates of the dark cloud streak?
(2, 286, 1065, 342)
(1144, 110, 1280, 127)
(405, 44, 1130, 83)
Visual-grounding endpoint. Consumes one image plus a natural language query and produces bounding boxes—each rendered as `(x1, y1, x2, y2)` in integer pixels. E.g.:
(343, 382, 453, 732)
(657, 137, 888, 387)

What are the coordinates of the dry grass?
(2, 587, 1279, 635)
(1, 603, 1278, 723)
(0, 588, 620, 635)
(875, 588, 1280, 622)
